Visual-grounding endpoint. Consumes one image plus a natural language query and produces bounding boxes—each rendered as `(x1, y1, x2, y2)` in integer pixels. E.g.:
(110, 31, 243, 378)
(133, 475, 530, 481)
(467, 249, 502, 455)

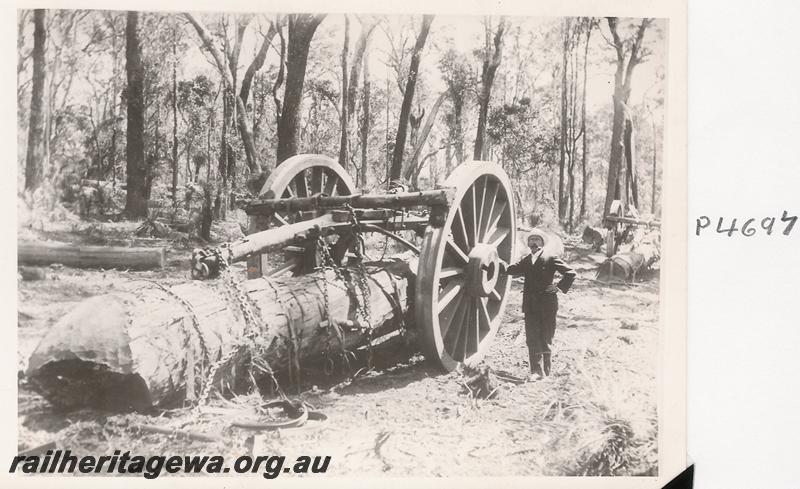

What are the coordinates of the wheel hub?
(466, 243, 500, 297)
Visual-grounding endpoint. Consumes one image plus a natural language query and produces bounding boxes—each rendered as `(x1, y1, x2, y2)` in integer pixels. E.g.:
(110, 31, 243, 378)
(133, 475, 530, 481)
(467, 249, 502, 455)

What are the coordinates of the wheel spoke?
(470, 184, 478, 246)
(479, 182, 499, 242)
(487, 227, 510, 248)
(446, 237, 469, 265)
(311, 167, 324, 194)
(439, 292, 464, 340)
(439, 266, 464, 280)
(466, 298, 479, 357)
(443, 295, 469, 357)
(478, 297, 491, 335)
(323, 171, 339, 196)
(455, 208, 470, 250)
(294, 171, 309, 197)
(438, 279, 463, 313)
(482, 199, 507, 243)
(454, 304, 471, 361)
(476, 177, 488, 240)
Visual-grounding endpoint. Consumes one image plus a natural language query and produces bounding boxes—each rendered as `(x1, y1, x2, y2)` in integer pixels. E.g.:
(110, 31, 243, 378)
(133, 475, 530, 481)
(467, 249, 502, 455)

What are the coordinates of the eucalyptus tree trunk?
(389, 15, 434, 184)
(125, 11, 148, 218)
(603, 17, 651, 221)
(276, 14, 326, 165)
(473, 18, 506, 161)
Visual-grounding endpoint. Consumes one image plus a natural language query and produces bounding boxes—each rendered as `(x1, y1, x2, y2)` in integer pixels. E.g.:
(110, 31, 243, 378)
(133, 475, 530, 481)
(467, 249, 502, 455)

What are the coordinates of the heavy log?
(582, 226, 605, 252)
(596, 227, 660, 282)
(80, 179, 123, 190)
(26, 255, 416, 411)
(18, 241, 166, 270)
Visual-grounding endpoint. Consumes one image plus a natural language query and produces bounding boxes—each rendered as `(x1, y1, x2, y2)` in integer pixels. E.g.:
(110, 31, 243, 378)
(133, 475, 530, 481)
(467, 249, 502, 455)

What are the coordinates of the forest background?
(16, 11, 666, 236)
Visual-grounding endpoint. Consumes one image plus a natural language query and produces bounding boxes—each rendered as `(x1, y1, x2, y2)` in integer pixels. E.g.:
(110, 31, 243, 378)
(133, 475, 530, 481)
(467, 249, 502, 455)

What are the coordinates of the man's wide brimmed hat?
(522, 228, 564, 259)
(527, 228, 549, 244)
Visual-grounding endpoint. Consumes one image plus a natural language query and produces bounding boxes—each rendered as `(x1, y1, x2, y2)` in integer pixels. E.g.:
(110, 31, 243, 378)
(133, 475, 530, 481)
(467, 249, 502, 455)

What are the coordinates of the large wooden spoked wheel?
(259, 154, 356, 202)
(415, 162, 516, 372)
(248, 154, 356, 278)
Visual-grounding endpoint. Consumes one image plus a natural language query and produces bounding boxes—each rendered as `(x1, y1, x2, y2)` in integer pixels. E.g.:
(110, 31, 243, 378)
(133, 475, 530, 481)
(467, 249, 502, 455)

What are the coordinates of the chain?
(196, 247, 283, 406)
(315, 234, 348, 375)
(345, 204, 375, 369)
(378, 211, 398, 261)
(316, 235, 337, 317)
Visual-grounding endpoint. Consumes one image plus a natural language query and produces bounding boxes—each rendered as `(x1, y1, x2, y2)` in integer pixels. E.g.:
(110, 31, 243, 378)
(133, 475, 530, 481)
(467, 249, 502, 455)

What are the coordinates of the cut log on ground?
(18, 241, 166, 270)
(596, 228, 660, 282)
(18, 266, 47, 281)
(26, 254, 416, 411)
(582, 226, 605, 252)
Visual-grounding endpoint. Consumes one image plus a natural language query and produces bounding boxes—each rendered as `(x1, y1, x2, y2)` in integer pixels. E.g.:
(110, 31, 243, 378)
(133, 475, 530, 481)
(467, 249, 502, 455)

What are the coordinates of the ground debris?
(458, 365, 500, 399)
(136, 424, 221, 443)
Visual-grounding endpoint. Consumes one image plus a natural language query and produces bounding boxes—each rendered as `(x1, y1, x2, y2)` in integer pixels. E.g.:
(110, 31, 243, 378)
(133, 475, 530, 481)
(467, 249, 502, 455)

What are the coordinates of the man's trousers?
(523, 292, 558, 375)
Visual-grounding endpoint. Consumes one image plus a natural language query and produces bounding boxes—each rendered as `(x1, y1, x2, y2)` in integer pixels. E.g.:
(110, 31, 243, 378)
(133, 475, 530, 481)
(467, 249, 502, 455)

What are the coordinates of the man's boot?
(529, 351, 543, 380)
(542, 353, 551, 376)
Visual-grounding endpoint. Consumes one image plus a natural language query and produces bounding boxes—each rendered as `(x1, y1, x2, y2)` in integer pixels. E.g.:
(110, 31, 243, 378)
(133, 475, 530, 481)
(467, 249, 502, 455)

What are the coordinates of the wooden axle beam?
(603, 215, 661, 228)
(192, 214, 429, 279)
(243, 188, 455, 216)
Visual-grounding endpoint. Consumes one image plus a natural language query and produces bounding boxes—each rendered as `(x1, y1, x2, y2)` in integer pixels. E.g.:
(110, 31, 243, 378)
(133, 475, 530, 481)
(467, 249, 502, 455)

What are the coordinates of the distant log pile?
(26, 254, 416, 411)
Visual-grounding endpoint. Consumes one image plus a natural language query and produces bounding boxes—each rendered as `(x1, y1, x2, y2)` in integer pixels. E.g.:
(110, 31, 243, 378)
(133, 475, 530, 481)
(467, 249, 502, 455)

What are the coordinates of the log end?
(27, 359, 152, 412)
(26, 295, 153, 411)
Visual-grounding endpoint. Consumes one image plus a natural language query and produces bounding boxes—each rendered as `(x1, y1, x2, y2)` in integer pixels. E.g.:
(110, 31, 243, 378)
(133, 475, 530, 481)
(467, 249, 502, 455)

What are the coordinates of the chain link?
(196, 246, 283, 406)
(344, 204, 375, 368)
(315, 234, 347, 375)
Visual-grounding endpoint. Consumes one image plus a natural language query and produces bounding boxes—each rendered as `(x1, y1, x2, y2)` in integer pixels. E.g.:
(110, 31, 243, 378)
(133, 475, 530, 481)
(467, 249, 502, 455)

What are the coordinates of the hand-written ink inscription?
(695, 211, 797, 237)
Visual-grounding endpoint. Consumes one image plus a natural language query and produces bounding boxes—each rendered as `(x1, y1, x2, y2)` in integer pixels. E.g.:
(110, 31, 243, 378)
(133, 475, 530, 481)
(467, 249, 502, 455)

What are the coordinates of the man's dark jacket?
(506, 252, 577, 307)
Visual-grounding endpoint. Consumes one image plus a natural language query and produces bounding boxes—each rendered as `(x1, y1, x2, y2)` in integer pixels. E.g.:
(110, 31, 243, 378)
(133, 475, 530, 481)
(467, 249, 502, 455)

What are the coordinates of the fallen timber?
(26, 255, 416, 411)
(18, 241, 166, 270)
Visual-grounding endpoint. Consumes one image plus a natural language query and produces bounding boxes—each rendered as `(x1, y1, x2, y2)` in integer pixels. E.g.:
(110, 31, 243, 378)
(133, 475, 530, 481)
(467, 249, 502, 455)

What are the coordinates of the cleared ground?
(17, 224, 658, 477)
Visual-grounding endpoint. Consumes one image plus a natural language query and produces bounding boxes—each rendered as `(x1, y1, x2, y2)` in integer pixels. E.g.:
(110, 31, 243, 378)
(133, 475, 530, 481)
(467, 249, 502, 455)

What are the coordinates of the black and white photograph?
(10, 0, 687, 485)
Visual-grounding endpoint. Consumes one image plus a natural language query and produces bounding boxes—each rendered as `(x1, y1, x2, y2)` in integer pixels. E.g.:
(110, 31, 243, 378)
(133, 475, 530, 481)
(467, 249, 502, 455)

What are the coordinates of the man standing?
(503, 230, 576, 380)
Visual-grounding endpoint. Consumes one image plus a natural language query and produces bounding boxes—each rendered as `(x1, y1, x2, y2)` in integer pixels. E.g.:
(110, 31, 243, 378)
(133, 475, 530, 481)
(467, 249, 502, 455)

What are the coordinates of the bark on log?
(18, 241, 166, 270)
(26, 255, 416, 410)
